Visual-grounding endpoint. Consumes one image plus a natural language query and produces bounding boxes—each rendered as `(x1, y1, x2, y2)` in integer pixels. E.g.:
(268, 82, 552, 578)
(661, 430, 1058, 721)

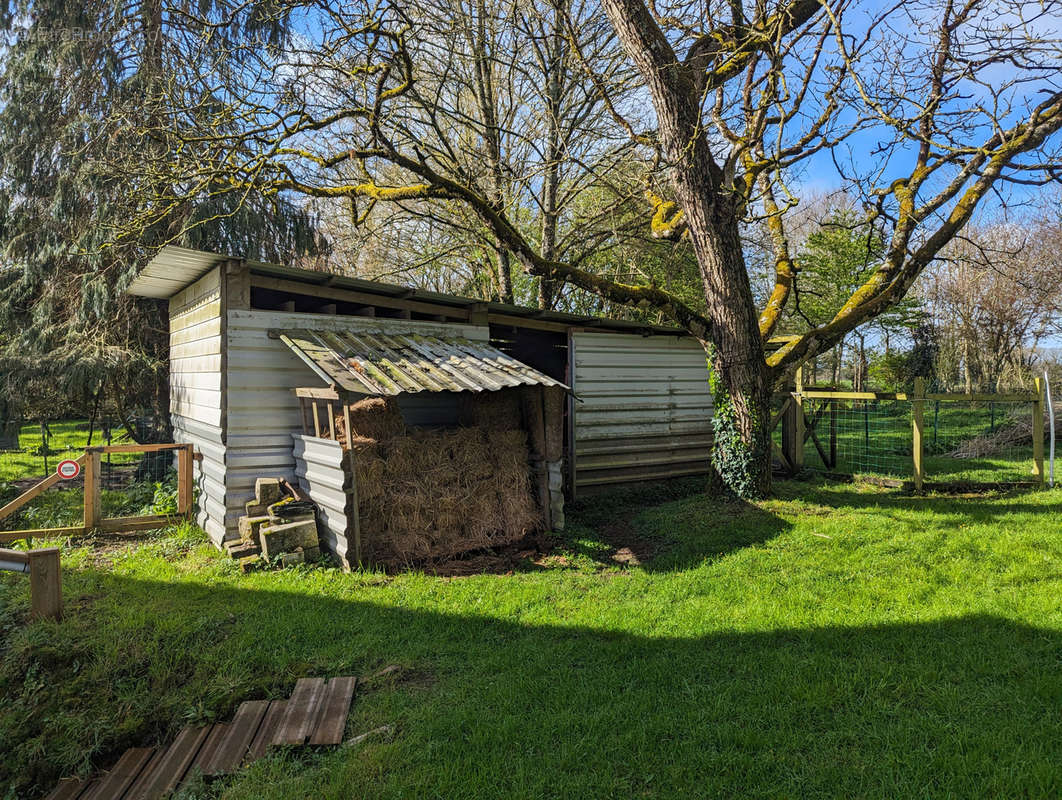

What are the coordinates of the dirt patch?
(426, 531, 559, 577)
(598, 519, 658, 566)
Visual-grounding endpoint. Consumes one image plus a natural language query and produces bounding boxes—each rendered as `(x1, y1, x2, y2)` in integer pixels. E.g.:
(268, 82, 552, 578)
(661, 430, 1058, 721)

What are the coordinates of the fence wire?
(787, 394, 1043, 486)
(922, 400, 1035, 484)
(802, 399, 912, 480)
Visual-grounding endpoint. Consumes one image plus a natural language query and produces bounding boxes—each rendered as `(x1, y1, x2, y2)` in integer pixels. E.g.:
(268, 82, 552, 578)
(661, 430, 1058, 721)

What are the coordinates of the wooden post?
(83, 450, 101, 531)
(829, 400, 838, 469)
(793, 364, 805, 471)
(1033, 376, 1045, 485)
(27, 548, 62, 620)
(177, 444, 194, 516)
(912, 377, 925, 493)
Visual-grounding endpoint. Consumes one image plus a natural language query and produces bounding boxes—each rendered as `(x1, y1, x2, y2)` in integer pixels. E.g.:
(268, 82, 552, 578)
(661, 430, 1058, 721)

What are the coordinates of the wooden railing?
(0, 443, 196, 544)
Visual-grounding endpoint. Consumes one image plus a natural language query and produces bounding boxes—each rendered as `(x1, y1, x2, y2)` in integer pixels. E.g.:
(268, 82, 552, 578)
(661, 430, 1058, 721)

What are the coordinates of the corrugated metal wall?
(571, 331, 714, 492)
(292, 434, 353, 566)
(168, 267, 227, 543)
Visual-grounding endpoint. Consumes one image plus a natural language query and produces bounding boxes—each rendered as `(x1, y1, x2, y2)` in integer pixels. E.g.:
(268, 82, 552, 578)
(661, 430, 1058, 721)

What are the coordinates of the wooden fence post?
(83, 450, 101, 531)
(793, 364, 805, 472)
(912, 377, 925, 493)
(177, 444, 194, 516)
(1033, 376, 1045, 485)
(27, 547, 62, 620)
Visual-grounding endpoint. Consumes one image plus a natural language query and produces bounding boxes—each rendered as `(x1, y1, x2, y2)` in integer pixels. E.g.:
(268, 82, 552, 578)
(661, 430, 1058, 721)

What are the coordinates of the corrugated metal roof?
(274, 327, 567, 396)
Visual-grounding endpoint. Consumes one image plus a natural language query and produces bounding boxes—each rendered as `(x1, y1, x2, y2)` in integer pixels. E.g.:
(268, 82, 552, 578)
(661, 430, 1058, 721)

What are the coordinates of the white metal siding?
(571, 332, 714, 491)
(169, 267, 227, 543)
(292, 434, 353, 566)
(225, 310, 492, 537)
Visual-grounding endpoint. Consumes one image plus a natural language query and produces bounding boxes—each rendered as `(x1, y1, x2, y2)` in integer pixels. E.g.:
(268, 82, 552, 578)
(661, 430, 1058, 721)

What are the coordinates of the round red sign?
(57, 459, 81, 480)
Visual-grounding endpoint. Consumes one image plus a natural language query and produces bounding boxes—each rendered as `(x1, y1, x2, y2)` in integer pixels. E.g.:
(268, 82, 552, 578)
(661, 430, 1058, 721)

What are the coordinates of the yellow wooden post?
(912, 377, 925, 492)
(1033, 376, 1045, 485)
(83, 450, 101, 531)
(28, 548, 62, 620)
(177, 444, 194, 516)
(793, 364, 805, 471)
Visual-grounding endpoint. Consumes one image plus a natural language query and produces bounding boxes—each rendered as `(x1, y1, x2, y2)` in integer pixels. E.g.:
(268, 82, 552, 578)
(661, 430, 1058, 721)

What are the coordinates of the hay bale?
(336, 397, 405, 444)
(459, 388, 523, 431)
(543, 386, 565, 460)
(335, 396, 542, 570)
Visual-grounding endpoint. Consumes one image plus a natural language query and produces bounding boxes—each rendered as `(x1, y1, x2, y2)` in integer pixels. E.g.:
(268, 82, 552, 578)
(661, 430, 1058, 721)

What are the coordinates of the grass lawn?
(3, 478, 1062, 799)
(0, 420, 95, 483)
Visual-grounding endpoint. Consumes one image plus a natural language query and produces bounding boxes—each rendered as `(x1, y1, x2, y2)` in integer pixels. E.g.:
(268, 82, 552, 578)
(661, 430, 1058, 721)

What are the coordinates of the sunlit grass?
(3, 477, 1062, 799)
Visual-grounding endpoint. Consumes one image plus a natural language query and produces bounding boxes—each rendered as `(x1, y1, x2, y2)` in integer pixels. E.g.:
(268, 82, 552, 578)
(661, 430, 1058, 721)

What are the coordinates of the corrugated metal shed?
(273, 328, 566, 396)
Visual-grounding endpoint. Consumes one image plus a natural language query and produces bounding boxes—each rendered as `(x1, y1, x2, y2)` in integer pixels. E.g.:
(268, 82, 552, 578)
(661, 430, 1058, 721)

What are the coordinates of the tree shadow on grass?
(563, 477, 791, 572)
(5, 573, 1062, 799)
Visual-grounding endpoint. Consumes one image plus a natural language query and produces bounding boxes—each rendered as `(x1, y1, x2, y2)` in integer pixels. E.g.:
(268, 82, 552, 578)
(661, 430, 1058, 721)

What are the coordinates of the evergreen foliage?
(0, 1, 324, 433)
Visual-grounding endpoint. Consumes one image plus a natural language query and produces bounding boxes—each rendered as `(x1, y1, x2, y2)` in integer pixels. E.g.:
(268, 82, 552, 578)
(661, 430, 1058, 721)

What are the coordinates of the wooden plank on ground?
(188, 723, 230, 779)
(97, 515, 178, 533)
(309, 677, 358, 746)
(126, 725, 209, 800)
(273, 678, 328, 745)
(246, 700, 287, 762)
(43, 778, 94, 800)
(201, 700, 270, 775)
(0, 526, 85, 544)
(82, 747, 155, 800)
(121, 748, 165, 800)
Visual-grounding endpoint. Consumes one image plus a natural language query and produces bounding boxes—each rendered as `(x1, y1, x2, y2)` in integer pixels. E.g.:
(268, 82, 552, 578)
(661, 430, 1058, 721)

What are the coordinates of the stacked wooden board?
(45, 676, 357, 800)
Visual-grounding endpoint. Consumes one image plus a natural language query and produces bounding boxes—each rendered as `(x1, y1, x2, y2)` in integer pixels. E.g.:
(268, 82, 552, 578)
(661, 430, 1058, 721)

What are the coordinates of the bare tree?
(117, 0, 1062, 495)
(922, 218, 1062, 391)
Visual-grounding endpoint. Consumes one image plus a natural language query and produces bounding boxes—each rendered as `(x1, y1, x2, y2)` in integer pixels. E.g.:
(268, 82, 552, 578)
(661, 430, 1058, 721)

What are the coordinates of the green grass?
(0, 420, 95, 483)
(3, 477, 1062, 798)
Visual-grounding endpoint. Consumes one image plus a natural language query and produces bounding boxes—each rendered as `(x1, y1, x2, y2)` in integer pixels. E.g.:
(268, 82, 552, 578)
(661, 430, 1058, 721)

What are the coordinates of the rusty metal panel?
(571, 332, 714, 491)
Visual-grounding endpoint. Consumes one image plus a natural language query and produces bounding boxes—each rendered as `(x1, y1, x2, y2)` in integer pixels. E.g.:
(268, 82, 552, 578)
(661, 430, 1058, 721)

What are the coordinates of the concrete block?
(280, 549, 306, 568)
(260, 518, 319, 560)
(255, 477, 284, 505)
(245, 500, 269, 517)
(227, 541, 262, 560)
(238, 515, 271, 543)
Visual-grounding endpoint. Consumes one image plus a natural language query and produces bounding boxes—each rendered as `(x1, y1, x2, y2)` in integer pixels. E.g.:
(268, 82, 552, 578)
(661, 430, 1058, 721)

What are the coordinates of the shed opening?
(280, 325, 567, 569)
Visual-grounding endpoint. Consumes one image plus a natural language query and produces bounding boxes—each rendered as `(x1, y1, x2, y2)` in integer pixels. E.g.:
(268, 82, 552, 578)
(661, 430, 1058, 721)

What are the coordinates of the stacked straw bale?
(335, 390, 541, 567)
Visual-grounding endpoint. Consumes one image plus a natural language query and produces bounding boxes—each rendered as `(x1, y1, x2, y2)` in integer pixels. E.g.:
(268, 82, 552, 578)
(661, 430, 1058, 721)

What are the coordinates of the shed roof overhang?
(127, 246, 691, 336)
(273, 326, 567, 397)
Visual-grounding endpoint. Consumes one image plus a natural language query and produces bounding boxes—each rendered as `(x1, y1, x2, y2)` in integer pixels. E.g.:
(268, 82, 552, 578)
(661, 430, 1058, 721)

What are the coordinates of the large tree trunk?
(680, 191, 773, 497)
(602, 0, 772, 496)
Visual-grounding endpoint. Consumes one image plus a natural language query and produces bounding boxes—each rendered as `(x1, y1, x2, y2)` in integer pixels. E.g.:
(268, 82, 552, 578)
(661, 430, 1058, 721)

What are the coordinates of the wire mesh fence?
(922, 400, 1035, 484)
(802, 398, 912, 480)
(775, 385, 1048, 488)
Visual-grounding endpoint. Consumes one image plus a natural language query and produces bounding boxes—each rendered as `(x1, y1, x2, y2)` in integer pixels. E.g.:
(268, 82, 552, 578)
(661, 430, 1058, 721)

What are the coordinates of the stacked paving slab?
(226, 478, 321, 569)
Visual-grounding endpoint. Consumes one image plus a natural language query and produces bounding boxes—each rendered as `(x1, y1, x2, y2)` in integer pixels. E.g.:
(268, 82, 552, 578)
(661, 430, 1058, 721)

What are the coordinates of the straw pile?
(948, 412, 1059, 458)
(335, 392, 541, 568)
